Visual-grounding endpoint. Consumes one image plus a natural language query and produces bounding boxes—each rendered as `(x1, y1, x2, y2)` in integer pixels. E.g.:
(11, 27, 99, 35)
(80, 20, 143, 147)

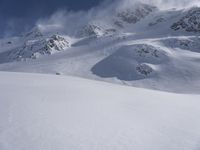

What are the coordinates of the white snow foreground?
(0, 71, 200, 150)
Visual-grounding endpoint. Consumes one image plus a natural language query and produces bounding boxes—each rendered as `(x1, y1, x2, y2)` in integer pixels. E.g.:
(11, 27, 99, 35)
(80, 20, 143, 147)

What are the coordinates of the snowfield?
(1, 5, 200, 93)
(1, 2, 200, 149)
(0, 71, 200, 150)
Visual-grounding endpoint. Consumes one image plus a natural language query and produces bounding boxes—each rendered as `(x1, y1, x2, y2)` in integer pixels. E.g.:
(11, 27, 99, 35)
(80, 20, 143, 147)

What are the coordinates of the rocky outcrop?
(159, 37, 200, 52)
(24, 27, 43, 40)
(171, 7, 200, 32)
(91, 44, 168, 81)
(77, 24, 117, 38)
(116, 4, 157, 25)
(8, 35, 69, 61)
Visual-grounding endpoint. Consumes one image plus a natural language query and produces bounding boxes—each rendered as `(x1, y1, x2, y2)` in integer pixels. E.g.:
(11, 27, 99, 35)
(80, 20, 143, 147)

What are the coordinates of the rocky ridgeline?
(9, 35, 69, 61)
(78, 3, 157, 38)
(171, 7, 200, 32)
(24, 27, 44, 40)
(77, 24, 117, 38)
(160, 37, 200, 52)
(115, 4, 157, 27)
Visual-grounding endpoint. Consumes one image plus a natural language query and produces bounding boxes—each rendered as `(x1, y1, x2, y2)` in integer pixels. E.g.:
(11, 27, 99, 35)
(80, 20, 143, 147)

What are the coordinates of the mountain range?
(0, 3, 200, 93)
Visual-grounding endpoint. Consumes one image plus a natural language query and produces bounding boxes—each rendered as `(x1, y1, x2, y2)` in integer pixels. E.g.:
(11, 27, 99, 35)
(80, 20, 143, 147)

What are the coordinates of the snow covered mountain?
(1, 34, 69, 63)
(1, 2, 200, 150)
(0, 3, 200, 93)
(171, 7, 200, 32)
(115, 3, 157, 25)
(91, 44, 167, 80)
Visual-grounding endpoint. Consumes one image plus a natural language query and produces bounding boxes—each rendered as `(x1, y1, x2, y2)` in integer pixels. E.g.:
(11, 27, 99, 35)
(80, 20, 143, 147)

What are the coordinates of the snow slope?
(0, 71, 200, 150)
(1, 34, 200, 93)
(0, 4, 200, 93)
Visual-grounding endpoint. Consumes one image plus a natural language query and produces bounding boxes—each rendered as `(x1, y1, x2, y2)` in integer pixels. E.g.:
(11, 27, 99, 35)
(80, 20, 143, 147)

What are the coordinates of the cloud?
(140, 0, 200, 9)
(36, 1, 115, 36)
(2, 0, 200, 38)
(105, 0, 200, 10)
(0, 0, 103, 38)
(36, 0, 200, 37)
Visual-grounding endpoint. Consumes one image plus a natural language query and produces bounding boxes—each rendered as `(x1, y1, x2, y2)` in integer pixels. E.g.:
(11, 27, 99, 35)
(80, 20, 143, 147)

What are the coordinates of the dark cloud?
(0, 0, 102, 37)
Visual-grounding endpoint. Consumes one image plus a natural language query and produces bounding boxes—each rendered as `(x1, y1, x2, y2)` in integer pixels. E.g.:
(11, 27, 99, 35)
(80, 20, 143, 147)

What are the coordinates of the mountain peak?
(24, 26, 43, 40)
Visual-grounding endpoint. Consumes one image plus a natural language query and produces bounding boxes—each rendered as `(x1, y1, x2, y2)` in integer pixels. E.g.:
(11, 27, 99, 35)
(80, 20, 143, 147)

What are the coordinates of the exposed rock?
(91, 44, 167, 81)
(149, 17, 165, 26)
(136, 64, 153, 76)
(8, 35, 69, 61)
(78, 24, 117, 38)
(114, 20, 124, 28)
(171, 7, 200, 32)
(24, 27, 43, 40)
(159, 37, 200, 52)
(116, 4, 157, 24)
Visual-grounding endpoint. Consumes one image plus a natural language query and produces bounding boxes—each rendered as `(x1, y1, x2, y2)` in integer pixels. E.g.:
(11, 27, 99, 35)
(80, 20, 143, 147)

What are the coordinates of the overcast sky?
(0, 0, 102, 37)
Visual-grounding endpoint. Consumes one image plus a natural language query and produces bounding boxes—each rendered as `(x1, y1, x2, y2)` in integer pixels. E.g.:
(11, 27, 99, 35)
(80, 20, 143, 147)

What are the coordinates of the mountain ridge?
(0, 3, 200, 93)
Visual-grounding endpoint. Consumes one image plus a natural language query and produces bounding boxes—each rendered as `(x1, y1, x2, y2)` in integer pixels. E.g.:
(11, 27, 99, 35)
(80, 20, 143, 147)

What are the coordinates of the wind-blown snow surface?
(0, 71, 200, 150)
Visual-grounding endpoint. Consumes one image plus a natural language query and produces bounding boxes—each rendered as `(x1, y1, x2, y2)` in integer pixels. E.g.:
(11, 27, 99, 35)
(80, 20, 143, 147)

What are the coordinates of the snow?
(1, 3, 200, 150)
(0, 71, 200, 150)
(0, 4, 200, 94)
(1, 32, 200, 93)
(0, 34, 70, 63)
(91, 44, 168, 80)
(171, 7, 200, 32)
(159, 36, 200, 52)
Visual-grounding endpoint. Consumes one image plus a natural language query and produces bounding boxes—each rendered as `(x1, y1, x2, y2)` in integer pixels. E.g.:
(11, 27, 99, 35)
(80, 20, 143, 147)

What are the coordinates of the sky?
(0, 0, 199, 38)
(0, 0, 102, 37)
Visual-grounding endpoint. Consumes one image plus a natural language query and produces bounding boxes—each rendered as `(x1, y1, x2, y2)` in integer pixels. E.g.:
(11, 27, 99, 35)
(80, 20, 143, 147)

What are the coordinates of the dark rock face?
(78, 24, 117, 38)
(159, 37, 200, 53)
(136, 64, 153, 76)
(149, 17, 165, 26)
(76, 4, 157, 38)
(171, 8, 200, 32)
(47, 35, 69, 51)
(116, 4, 157, 24)
(24, 27, 43, 40)
(78, 24, 103, 37)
